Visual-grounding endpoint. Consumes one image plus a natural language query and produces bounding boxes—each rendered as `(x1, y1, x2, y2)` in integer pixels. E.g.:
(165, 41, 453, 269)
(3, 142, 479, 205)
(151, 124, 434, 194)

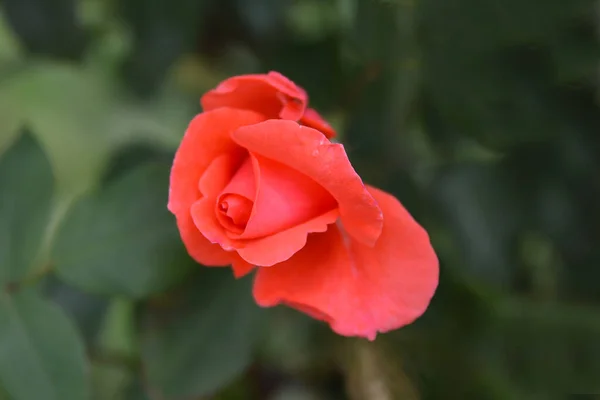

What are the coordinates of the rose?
(168, 72, 438, 340)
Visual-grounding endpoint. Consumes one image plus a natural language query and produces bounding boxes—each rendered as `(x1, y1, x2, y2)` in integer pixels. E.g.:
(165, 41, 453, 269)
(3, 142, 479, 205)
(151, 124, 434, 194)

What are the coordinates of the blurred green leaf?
(53, 162, 192, 298)
(100, 142, 175, 185)
(1, 62, 114, 194)
(0, 131, 54, 285)
(97, 299, 137, 357)
(1, 62, 188, 198)
(0, 290, 89, 400)
(107, 89, 196, 153)
(0, 11, 22, 60)
(91, 300, 138, 400)
(44, 276, 108, 344)
(141, 269, 265, 398)
(0, 102, 21, 157)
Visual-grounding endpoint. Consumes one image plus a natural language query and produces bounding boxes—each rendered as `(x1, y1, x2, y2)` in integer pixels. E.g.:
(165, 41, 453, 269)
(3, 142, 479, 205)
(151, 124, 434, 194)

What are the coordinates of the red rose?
(168, 72, 438, 340)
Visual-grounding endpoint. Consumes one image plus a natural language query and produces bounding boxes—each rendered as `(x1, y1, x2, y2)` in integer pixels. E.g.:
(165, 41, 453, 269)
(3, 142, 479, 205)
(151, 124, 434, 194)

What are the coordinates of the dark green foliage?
(53, 162, 194, 298)
(0, 131, 54, 285)
(0, 289, 89, 400)
(141, 269, 266, 398)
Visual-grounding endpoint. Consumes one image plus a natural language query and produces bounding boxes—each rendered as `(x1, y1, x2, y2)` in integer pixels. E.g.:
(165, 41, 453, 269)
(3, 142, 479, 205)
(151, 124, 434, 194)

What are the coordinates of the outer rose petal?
(252, 186, 439, 340)
(232, 120, 383, 246)
(174, 216, 233, 266)
(201, 71, 308, 121)
(300, 108, 336, 139)
(237, 209, 339, 266)
(231, 255, 255, 278)
(168, 108, 265, 265)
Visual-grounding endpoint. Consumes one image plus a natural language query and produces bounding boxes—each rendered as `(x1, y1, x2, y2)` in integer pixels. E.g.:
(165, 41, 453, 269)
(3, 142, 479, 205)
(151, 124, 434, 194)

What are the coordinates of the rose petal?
(168, 107, 265, 216)
(192, 198, 239, 251)
(191, 154, 244, 251)
(237, 154, 336, 239)
(218, 194, 253, 227)
(237, 209, 339, 266)
(252, 186, 439, 340)
(218, 156, 255, 199)
(193, 151, 338, 266)
(266, 71, 305, 96)
(174, 215, 233, 266)
(199, 155, 245, 199)
(231, 255, 255, 278)
(201, 71, 308, 120)
(300, 108, 337, 139)
(232, 120, 383, 246)
(168, 108, 264, 265)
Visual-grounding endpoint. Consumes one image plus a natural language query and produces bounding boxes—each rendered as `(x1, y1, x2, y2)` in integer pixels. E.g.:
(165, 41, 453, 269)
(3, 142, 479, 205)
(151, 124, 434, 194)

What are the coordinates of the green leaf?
(53, 162, 192, 298)
(44, 277, 108, 344)
(0, 132, 54, 285)
(1, 61, 190, 197)
(0, 11, 22, 61)
(141, 269, 266, 398)
(2, 62, 115, 194)
(91, 300, 138, 400)
(0, 290, 89, 400)
(106, 90, 195, 153)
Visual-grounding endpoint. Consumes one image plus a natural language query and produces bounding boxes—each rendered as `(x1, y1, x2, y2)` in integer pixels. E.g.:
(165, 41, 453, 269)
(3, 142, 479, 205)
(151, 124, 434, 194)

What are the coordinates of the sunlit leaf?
(1, 62, 114, 194)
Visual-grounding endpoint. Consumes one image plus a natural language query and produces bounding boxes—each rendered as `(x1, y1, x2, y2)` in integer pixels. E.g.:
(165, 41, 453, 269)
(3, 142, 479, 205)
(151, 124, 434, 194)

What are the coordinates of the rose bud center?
(216, 194, 253, 234)
(209, 153, 337, 240)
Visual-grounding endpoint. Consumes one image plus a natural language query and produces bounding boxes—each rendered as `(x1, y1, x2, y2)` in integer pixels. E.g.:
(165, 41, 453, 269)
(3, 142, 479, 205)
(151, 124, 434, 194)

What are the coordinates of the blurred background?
(0, 0, 599, 399)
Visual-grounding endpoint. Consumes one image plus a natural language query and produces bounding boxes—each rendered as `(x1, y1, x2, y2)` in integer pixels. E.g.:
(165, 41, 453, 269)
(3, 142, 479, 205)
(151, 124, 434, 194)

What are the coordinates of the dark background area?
(0, 0, 599, 399)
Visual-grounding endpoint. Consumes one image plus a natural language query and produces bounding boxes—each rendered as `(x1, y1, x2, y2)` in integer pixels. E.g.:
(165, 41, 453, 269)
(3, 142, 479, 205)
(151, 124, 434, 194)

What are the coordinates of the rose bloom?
(168, 71, 438, 340)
